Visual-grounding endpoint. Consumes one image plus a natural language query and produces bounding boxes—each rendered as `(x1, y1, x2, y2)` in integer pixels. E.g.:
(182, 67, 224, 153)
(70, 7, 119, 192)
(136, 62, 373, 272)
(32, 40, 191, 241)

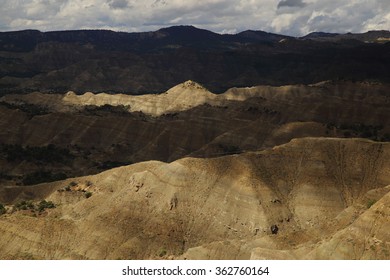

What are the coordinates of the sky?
(0, 0, 389, 36)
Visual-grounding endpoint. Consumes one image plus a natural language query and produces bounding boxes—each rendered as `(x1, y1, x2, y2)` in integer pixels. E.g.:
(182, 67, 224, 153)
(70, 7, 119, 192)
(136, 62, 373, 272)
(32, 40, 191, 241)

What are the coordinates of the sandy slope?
(0, 137, 388, 260)
(61, 80, 217, 116)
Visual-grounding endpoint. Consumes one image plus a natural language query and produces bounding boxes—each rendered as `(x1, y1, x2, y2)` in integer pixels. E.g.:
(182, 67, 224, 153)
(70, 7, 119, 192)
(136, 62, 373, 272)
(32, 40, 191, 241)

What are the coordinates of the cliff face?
(1, 26, 389, 95)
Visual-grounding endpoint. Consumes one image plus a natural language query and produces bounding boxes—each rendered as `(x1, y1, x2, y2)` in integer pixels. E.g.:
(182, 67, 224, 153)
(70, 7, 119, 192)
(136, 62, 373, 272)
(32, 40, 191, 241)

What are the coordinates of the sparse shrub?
(85, 192, 92, 199)
(12, 200, 55, 213)
(37, 200, 55, 212)
(158, 248, 167, 257)
(271, 224, 279, 234)
(15, 200, 34, 211)
(367, 199, 376, 209)
(0, 203, 6, 215)
(69, 181, 77, 187)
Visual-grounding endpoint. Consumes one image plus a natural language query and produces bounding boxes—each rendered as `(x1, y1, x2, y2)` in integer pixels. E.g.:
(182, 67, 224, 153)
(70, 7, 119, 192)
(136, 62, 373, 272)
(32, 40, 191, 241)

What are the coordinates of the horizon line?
(1, 25, 389, 38)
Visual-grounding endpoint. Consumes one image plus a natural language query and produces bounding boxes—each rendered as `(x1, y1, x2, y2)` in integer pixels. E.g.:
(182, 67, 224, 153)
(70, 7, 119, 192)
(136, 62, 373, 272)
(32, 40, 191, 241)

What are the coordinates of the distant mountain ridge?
(302, 30, 390, 42)
(0, 25, 389, 94)
(0, 25, 293, 52)
(2, 26, 388, 52)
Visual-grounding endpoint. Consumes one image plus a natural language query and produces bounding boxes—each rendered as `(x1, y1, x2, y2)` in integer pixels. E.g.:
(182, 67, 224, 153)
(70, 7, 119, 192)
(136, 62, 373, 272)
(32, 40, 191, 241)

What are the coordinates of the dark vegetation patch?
(57, 181, 94, 199)
(10, 199, 56, 215)
(0, 101, 50, 118)
(83, 104, 131, 116)
(96, 160, 133, 170)
(326, 123, 389, 141)
(82, 104, 152, 122)
(218, 144, 242, 155)
(22, 170, 67, 185)
(0, 172, 13, 180)
(242, 106, 279, 115)
(1, 144, 73, 164)
(0, 203, 5, 215)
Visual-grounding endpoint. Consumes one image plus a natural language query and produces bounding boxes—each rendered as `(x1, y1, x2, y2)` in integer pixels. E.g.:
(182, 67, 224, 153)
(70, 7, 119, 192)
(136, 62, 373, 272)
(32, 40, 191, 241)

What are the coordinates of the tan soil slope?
(0, 137, 389, 260)
(63, 80, 217, 116)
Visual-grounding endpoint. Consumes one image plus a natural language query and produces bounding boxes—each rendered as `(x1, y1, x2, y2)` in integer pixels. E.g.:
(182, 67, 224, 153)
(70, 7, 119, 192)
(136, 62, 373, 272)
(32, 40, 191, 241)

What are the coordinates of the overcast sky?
(0, 0, 389, 36)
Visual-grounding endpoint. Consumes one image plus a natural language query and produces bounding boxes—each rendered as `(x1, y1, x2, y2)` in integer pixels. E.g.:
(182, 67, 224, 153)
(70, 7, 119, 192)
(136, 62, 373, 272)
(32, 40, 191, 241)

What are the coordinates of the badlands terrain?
(0, 26, 389, 260)
(0, 80, 389, 259)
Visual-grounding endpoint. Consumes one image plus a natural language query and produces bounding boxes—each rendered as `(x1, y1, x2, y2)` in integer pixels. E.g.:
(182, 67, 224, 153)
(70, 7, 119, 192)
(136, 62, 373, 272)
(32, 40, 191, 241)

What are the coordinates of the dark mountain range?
(301, 32, 339, 40)
(0, 26, 290, 53)
(302, 30, 390, 42)
(0, 25, 389, 94)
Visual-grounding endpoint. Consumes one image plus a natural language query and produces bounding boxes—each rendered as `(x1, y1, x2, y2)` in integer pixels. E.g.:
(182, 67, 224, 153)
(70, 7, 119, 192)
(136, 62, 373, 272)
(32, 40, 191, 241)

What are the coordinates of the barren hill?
(0, 138, 389, 259)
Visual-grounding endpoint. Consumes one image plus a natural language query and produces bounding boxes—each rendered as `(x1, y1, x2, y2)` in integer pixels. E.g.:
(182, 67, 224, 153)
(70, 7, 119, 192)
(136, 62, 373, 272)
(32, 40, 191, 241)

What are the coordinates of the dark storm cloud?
(277, 0, 307, 9)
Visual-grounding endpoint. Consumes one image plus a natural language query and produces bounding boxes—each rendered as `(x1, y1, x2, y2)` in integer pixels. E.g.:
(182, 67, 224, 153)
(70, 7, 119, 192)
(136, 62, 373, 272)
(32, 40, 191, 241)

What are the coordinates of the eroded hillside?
(0, 138, 389, 259)
(0, 80, 389, 187)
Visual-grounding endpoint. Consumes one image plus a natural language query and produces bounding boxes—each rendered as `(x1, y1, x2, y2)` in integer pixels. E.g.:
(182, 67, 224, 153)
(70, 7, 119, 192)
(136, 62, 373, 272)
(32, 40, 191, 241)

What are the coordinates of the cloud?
(108, 0, 131, 10)
(0, 0, 389, 36)
(277, 0, 307, 9)
(152, 0, 168, 7)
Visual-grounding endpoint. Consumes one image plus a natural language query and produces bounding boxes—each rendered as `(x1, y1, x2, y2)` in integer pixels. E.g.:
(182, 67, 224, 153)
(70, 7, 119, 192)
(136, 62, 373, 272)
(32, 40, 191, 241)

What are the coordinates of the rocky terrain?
(0, 79, 389, 260)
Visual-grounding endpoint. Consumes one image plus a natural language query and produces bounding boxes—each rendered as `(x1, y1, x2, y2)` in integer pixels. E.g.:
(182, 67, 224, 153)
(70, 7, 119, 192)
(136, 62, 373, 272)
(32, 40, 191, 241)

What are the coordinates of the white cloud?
(364, 12, 390, 30)
(0, 0, 388, 36)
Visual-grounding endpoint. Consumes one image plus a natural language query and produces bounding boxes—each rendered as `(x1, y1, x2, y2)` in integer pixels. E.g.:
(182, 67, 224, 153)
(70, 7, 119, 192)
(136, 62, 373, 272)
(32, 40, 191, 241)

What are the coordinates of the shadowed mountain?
(0, 26, 389, 94)
(0, 80, 389, 187)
